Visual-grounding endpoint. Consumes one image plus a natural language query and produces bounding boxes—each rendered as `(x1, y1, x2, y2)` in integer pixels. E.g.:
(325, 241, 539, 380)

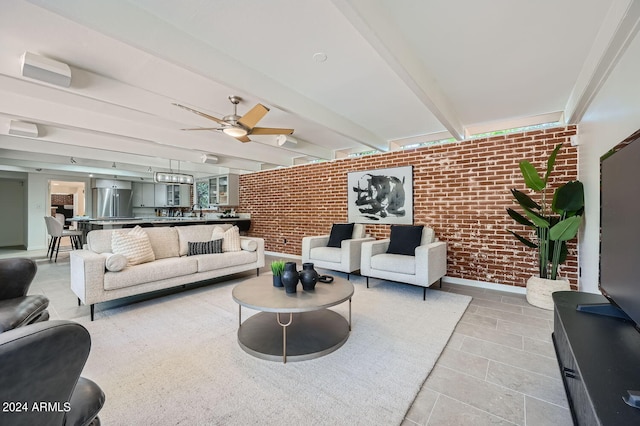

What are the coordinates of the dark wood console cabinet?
(553, 291, 640, 425)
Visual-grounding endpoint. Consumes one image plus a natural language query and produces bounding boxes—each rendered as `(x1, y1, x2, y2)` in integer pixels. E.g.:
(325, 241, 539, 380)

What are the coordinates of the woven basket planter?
(525, 276, 571, 310)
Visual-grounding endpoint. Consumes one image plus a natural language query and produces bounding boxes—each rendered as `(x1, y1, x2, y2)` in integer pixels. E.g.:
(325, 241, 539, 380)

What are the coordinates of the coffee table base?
(237, 309, 350, 363)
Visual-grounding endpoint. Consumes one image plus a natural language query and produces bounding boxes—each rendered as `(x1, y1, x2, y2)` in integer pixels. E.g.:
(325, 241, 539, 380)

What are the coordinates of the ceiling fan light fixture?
(222, 126, 248, 137)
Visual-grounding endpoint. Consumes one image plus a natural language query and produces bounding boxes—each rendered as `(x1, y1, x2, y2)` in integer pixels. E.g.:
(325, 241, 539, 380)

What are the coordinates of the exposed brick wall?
(240, 126, 578, 289)
(51, 194, 73, 205)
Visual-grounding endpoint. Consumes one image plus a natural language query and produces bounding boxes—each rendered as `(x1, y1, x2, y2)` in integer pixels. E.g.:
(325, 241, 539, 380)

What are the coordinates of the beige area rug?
(78, 279, 471, 425)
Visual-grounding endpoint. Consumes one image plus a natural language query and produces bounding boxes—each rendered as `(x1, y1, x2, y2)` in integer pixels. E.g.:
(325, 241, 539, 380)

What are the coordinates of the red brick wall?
(240, 126, 578, 289)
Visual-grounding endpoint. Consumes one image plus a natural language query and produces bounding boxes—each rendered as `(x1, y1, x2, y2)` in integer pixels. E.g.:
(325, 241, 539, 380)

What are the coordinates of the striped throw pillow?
(187, 238, 223, 256)
(111, 226, 156, 266)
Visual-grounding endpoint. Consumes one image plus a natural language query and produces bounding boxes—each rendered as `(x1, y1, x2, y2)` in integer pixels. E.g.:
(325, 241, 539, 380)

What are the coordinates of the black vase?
(281, 262, 299, 294)
(299, 263, 319, 291)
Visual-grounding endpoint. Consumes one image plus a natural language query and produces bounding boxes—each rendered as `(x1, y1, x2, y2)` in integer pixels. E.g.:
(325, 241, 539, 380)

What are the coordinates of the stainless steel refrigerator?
(92, 188, 134, 218)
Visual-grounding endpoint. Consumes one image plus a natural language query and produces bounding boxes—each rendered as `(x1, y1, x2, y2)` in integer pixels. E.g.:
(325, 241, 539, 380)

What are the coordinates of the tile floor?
(2, 247, 573, 425)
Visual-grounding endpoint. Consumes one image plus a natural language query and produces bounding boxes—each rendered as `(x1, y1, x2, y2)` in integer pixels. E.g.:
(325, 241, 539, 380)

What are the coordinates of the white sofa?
(360, 226, 446, 300)
(70, 224, 265, 320)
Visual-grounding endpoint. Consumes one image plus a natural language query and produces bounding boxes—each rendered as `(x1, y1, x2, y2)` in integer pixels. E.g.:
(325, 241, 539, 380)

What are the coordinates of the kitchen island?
(72, 216, 251, 243)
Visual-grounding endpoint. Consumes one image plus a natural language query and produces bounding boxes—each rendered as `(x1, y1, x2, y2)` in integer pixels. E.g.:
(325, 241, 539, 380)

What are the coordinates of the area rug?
(78, 279, 471, 425)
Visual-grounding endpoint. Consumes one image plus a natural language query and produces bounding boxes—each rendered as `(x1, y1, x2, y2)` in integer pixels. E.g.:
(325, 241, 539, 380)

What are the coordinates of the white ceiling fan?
(173, 96, 294, 142)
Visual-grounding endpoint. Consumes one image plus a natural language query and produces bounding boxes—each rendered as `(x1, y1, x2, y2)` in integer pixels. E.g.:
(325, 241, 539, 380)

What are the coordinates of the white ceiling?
(1, 0, 638, 181)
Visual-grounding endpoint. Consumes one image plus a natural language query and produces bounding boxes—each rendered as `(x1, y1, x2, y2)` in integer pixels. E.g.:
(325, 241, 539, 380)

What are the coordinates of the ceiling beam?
(565, 0, 640, 124)
(27, 0, 388, 151)
(332, 0, 465, 141)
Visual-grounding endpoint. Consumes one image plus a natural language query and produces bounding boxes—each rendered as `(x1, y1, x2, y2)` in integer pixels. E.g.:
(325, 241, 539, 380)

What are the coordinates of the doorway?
(49, 180, 86, 225)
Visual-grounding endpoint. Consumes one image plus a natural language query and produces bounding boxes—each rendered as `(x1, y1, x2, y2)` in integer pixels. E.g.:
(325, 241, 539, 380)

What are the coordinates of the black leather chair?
(0, 258, 50, 333)
(0, 320, 105, 426)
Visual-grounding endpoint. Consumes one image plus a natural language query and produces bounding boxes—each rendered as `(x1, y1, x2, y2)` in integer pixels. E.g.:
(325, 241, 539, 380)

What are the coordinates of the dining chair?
(44, 216, 83, 262)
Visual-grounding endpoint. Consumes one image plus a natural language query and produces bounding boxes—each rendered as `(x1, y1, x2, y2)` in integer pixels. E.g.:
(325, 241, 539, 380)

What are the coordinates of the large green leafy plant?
(507, 144, 584, 280)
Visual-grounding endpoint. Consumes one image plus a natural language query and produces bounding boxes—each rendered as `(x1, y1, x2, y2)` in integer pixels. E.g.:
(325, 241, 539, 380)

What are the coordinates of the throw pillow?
(105, 253, 128, 272)
(187, 238, 223, 256)
(213, 225, 241, 252)
(327, 223, 355, 248)
(386, 225, 424, 256)
(224, 226, 242, 252)
(111, 226, 156, 266)
(240, 239, 258, 252)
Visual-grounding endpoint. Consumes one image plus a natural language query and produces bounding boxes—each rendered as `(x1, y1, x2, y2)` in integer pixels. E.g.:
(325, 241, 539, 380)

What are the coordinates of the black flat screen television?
(600, 129, 640, 329)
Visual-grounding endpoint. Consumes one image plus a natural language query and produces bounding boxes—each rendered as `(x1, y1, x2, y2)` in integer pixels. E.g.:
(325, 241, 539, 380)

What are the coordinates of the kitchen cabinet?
(92, 179, 131, 189)
(154, 184, 168, 207)
(153, 184, 192, 207)
(132, 182, 156, 207)
(209, 174, 239, 206)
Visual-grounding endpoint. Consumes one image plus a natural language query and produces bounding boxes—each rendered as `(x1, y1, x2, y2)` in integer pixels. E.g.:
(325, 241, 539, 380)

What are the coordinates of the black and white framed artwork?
(347, 166, 413, 224)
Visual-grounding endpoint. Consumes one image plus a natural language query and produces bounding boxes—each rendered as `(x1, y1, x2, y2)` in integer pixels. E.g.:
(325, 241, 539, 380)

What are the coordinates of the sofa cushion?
(187, 239, 223, 256)
(86, 230, 114, 254)
(144, 227, 180, 259)
(309, 246, 341, 263)
(387, 225, 424, 256)
(371, 253, 416, 275)
(176, 225, 219, 256)
(421, 227, 435, 245)
(103, 253, 128, 272)
(240, 238, 258, 252)
(327, 223, 354, 248)
(194, 251, 258, 273)
(353, 223, 366, 239)
(111, 226, 156, 266)
(103, 257, 198, 291)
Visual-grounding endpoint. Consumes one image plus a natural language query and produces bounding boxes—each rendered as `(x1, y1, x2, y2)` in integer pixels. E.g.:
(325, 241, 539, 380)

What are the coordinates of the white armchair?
(361, 226, 447, 300)
(301, 223, 374, 279)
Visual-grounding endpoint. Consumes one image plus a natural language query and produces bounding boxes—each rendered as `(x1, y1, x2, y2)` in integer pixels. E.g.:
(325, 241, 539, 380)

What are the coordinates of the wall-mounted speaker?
(201, 154, 219, 164)
(21, 51, 71, 87)
(276, 134, 298, 148)
(8, 120, 39, 138)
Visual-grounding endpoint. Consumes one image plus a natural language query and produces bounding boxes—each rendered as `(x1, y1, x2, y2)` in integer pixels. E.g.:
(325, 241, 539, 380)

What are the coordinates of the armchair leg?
(347, 273, 350, 281)
(90, 304, 95, 321)
(77, 298, 81, 306)
(257, 268, 260, 276)
(439, 278, 442, 288)
(423, 287, 427, 301)
(366, 277, 369, 288)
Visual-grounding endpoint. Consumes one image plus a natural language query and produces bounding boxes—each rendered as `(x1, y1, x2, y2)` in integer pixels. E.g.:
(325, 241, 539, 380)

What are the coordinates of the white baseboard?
(264, 252, 527, 295)
(443, 276, 526, 295)
(265, 251, 301, 260)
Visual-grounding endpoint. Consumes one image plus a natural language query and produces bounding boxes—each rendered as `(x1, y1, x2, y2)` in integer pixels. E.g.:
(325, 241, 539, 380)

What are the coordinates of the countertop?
(71, 216, 249, 226)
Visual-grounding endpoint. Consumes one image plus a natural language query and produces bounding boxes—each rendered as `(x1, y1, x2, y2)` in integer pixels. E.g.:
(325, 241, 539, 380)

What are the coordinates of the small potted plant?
(507, 143, 584, 309)
(270, 260, 285, 288)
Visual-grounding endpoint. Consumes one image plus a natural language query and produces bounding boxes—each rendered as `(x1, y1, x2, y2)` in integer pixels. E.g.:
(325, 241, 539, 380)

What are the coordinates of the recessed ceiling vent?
(21, 51, 71, 87)
(201, 154, 219, 164)
(8, 120, 39, 138)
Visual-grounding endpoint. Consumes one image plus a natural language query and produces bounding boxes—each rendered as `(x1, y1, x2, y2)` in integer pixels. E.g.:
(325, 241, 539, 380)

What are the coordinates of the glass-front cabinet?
(196, 174, 239, 207)
(210, 174, 239, 206)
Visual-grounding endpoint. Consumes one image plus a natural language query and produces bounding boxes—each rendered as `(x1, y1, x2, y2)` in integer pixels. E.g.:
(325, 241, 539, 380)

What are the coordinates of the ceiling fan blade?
(173, 103, 226, 125)
(238, 103, 269, 129)
(250, 127, 294, 135)
(180, 127, 222, 131)
(235, 135, 252, 143)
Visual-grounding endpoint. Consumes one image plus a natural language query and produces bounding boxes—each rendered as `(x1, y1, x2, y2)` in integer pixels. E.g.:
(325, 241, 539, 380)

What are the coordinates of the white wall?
(578, 31, 640, 293)
(26, 172, 92, 250)
(0, 179, 26, 247)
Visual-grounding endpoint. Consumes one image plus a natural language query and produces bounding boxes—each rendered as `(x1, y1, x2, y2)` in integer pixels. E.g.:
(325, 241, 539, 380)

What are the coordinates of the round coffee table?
(232, 275, 354, 363)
